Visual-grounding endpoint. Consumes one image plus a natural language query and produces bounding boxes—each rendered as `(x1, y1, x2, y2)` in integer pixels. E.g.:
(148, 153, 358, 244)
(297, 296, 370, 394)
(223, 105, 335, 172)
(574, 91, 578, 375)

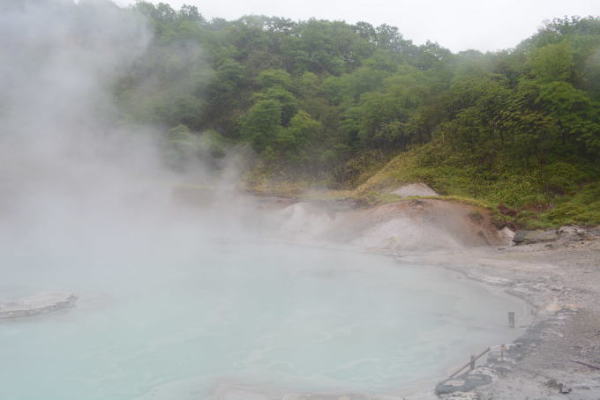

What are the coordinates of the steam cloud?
(0, 0, 213, 244)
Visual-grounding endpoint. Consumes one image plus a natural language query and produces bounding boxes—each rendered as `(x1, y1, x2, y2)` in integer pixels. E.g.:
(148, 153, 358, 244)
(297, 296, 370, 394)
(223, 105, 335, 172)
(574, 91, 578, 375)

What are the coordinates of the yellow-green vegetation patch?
(356, 150, 422, 194)
(354, 143, 600, 228)
(539, 182, 600, 227)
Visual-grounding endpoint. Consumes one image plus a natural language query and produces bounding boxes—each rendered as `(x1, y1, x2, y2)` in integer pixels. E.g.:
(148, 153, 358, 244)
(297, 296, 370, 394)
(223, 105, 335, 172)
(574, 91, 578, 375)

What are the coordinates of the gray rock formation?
(513, 230, 559, 245)
(513, 225, 590, 246)
(0, 292, 77, 319)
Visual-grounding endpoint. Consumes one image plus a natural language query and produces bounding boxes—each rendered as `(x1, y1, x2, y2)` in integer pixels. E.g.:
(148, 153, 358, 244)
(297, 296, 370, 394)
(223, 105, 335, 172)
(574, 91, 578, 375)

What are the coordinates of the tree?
(529, 41, 575, 82)
(239, 99, 283, 152)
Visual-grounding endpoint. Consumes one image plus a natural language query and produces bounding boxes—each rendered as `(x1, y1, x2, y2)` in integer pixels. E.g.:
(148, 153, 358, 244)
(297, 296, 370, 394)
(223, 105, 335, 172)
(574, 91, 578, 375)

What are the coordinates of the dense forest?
(26, 1, 600, 226)
(116, 3, 600, 227)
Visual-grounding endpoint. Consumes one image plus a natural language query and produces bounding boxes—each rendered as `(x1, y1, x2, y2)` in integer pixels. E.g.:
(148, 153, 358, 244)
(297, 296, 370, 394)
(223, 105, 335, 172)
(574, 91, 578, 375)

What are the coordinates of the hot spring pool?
(0, 238, 528, 399)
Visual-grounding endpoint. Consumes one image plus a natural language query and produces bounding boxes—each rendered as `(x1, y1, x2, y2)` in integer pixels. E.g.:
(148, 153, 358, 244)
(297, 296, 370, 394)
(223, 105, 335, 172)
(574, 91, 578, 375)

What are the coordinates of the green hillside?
(115, 3, 600, 227)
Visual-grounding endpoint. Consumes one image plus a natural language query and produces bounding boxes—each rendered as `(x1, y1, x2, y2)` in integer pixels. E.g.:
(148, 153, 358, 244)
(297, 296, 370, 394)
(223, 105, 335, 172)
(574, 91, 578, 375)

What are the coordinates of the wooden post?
(448, 348, 490, 379)
(508, 312, 515, 328)
(500, 344, 506, 361)
(470, 355, 476, 371)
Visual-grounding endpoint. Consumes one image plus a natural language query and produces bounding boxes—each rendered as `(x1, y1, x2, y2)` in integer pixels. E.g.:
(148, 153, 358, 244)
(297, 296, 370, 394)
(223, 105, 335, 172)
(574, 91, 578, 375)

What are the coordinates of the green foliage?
(253, 87, 298, 125)
(239, 99, 283, 151)
(257, 69, 293, 90)
(542, 161, 590, 194)
(165, 124, 229, 171)
(285, 110, 321, 148)
(541, 182, 600, 226)
(357, 139, 600, 227)
(529, 41, 575, 82)
(114, 5, 600, 226)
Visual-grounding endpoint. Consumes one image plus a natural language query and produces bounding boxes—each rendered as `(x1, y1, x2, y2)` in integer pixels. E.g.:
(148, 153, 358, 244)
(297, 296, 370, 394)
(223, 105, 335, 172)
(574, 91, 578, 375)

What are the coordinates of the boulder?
(513, 229, 559, 245)
(499, 226, 516, 244)
(557, 225, 586, 241)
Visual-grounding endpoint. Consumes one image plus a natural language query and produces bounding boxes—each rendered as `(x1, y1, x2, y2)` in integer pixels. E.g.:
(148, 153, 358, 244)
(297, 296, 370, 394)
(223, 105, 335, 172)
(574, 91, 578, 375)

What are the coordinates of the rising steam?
(0, 0, 232, 248)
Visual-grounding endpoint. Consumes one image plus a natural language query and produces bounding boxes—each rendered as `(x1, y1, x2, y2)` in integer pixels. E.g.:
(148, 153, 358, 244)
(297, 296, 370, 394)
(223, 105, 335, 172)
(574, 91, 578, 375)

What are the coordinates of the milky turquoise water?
(0, 234, 528, 400)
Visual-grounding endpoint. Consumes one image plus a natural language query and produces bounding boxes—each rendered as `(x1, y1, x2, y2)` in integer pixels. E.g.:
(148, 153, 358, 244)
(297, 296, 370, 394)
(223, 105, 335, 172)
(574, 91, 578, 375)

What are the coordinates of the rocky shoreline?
(404, 228, 600, 400)
(248, 193, 600, 399)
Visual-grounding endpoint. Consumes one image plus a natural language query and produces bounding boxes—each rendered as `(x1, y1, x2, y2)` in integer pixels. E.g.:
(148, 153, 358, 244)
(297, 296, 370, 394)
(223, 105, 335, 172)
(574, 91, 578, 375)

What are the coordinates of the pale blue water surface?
(0, 228, 528, 400)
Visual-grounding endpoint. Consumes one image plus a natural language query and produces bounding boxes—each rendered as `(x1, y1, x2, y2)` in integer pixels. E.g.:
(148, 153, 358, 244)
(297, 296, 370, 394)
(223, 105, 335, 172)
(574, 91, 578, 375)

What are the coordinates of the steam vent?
(0, 293, 77, 319)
